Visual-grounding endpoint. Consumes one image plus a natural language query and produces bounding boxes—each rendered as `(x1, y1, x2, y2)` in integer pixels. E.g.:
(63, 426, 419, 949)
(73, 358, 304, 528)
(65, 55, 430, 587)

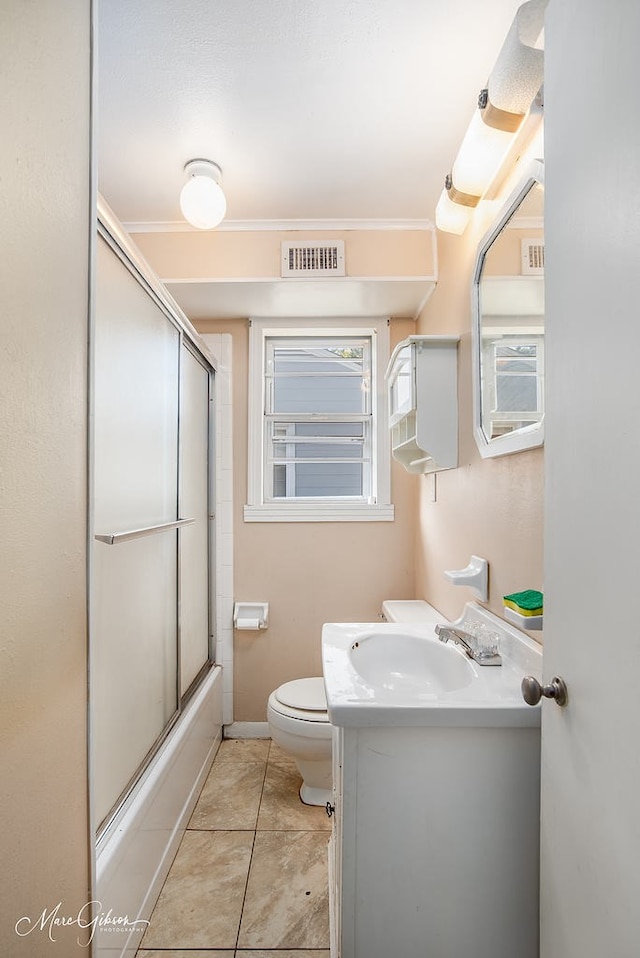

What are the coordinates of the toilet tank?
(381, 599, 449, 625)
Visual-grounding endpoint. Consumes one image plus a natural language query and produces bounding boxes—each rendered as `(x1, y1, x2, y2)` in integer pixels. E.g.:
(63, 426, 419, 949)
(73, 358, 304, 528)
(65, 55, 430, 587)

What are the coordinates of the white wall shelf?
(386, 334, 459, 473)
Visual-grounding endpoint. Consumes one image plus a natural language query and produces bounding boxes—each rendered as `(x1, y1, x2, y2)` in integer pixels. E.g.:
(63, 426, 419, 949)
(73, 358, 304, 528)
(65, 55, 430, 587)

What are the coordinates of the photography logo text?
(15, 901, 149, 945)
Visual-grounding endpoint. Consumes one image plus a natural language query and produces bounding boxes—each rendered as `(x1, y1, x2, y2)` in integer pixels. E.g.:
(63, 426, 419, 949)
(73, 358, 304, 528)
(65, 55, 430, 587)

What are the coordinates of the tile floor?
(136, 738, 331, 958)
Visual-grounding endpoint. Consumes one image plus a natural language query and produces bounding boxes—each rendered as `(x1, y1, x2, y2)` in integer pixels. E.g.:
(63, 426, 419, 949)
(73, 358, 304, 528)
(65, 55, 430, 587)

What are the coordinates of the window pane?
(284, 422, 365, 438)
(496, 374, 538, 412)
(272, 441, 364, 460)
(270, 422, 365, 460)
(495, 344, 537, 357)
(273, 463, 286, 498)
(495, 344, 537, 373)
(496, 357, 538, 373)
(273, 345, 364, 371)
(389, 345, 413, 417)
(270, 343, 368, 414)
(272, 421, 363, 441)
(271, 462, 363, 498)
(273, 376, 365, 413)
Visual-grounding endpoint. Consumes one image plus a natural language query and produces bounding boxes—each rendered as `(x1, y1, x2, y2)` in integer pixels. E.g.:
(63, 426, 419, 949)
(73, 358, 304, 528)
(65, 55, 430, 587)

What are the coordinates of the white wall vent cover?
(521, 239, 545, 275)
(281, 241, 345, 277)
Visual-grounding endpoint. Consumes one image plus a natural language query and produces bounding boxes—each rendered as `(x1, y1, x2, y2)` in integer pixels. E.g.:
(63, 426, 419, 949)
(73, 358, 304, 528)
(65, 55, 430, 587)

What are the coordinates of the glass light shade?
(435, 189, 474, 235)
(180, 174, 227, 229)
(452, 110, 517, 198)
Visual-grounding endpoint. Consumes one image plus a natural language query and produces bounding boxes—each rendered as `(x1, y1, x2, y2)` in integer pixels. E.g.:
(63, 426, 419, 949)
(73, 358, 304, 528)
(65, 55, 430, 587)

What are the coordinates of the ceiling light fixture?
(436, 0, 546, 235)
(180, 159, 227, 230)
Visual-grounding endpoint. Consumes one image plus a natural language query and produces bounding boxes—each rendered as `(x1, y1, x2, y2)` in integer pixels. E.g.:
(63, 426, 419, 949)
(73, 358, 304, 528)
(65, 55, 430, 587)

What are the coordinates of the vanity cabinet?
(328, 722, 540, 958)
(385, 334, 459, 473)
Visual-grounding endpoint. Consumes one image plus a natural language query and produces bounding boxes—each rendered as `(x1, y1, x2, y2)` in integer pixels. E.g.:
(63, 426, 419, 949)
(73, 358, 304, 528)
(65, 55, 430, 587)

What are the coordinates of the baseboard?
(224, 721, 270, 739)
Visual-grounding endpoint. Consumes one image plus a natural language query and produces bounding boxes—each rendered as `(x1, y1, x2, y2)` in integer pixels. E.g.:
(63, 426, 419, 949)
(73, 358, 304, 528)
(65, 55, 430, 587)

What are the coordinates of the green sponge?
(503, 589, 543, 617)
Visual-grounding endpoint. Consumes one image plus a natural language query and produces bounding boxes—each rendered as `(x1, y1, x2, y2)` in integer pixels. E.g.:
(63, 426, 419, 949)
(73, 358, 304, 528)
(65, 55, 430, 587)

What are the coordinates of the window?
(245, 318, 393, 521)
(482, 336, 544, 439)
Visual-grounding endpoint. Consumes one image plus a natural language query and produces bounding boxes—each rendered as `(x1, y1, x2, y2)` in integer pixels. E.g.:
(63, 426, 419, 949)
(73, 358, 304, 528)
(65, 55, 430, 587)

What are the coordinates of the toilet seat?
(270, 677, 329, 723)
(276, 677, 327, 710)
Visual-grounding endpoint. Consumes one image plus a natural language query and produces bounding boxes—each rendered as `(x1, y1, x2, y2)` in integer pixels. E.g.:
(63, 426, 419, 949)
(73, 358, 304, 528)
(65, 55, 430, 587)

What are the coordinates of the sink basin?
(348, 630, 474, 693)
(321, 608, 543, 728)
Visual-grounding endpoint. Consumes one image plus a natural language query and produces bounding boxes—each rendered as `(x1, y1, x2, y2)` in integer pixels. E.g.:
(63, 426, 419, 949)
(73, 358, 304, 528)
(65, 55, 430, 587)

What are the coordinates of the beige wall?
(414, 154, 545, 631)
(134, 227, 435, 280)
(187, 143, 547, 721)
(485, 227, 543, 275)
(0, 2, 92, 954)
(197, 318, 417, 721)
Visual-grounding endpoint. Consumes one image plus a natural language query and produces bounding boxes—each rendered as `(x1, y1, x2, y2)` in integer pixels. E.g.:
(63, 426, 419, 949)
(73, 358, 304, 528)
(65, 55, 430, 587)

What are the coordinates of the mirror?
(472, 160, 544, 457)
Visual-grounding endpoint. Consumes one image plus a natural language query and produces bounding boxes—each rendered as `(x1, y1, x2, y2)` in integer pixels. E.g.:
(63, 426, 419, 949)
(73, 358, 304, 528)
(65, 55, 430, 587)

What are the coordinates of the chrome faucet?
(435, 624, 502, 666)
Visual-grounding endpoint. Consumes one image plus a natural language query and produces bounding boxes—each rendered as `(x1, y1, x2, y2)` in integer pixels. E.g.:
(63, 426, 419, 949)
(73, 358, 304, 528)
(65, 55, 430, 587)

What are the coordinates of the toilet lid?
(275, 677, 327, 711)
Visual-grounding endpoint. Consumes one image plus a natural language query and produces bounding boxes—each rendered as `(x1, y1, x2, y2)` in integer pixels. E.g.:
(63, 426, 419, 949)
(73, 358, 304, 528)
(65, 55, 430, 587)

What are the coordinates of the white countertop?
(322, 602, 543, 729)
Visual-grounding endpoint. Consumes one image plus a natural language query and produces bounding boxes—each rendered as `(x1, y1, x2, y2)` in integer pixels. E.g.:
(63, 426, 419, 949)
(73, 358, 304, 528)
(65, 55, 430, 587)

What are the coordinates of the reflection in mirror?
(473, 160, 544, 457)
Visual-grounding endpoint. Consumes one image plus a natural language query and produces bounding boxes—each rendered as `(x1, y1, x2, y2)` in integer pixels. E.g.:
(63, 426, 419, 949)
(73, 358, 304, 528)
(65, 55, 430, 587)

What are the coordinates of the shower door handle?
(95, 517, 195, 545)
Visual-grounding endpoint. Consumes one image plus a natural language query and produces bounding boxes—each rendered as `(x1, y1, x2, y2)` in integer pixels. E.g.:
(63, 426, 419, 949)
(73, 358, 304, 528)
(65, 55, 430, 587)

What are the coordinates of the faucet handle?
(436, 622, 502, 666)
(472, 624, 500, 659)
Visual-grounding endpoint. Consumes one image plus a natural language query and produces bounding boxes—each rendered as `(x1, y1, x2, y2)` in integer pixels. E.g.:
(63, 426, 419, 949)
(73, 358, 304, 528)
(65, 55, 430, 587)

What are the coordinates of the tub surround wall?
(195, 318, 417, 722)
(95, 668, 222, 958)
(415, 151, 545, 630)
(0, 1, 92, 953)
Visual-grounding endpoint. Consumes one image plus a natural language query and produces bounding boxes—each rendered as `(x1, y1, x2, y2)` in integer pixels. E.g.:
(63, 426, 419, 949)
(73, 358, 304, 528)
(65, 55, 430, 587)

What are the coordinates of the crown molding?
(123, 217, 435, 234)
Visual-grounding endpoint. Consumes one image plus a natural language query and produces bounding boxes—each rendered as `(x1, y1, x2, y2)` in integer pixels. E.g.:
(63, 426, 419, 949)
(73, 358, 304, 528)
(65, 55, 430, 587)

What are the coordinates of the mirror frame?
(472, 159, 545, 458)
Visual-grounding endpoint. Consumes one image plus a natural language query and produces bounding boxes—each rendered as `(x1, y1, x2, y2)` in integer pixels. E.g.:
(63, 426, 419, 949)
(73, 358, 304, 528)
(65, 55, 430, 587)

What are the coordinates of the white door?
(542, 2, 640, 954)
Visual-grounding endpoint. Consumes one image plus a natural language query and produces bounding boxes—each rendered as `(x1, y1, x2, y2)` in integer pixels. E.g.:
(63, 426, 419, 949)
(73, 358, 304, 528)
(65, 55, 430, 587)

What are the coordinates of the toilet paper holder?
(233, 601, 269, 630)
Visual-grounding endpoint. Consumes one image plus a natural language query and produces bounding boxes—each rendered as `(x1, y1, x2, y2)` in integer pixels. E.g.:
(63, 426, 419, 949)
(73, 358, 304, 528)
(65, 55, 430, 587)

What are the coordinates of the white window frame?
(245, 317, 393, 522)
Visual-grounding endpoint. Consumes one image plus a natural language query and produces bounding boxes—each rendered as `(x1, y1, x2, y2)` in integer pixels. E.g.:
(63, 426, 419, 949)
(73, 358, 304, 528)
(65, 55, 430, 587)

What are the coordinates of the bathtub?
(94, 665, 223, 958)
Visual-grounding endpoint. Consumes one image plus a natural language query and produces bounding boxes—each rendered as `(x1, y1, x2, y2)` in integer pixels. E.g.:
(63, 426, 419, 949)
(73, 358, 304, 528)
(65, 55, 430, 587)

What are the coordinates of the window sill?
(243, 503, 395, 523)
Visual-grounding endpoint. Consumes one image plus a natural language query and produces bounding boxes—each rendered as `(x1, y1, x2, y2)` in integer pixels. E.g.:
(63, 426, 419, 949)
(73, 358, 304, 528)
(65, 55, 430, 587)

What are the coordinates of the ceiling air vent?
(521, 239, 545, 275)
(281, 241, 345, 277)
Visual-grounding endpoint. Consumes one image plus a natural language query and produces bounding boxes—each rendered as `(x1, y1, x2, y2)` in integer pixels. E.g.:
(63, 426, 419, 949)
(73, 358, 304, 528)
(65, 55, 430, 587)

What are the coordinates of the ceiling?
(96, 0, 526, 318)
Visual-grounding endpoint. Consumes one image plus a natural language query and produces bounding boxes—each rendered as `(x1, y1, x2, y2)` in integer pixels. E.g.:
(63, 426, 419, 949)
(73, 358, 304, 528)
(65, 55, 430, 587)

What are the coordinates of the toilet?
(267, 676, 333, 806)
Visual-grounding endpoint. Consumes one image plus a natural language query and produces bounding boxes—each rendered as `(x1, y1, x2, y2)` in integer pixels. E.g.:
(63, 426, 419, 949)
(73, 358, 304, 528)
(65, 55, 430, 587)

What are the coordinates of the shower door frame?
(91, 195, 218, 838)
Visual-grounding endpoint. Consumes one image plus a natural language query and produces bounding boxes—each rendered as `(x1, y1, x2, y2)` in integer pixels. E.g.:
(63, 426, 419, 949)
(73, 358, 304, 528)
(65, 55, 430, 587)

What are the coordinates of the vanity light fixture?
(436, 0, 546, 235)
(179, 159, 227, 229)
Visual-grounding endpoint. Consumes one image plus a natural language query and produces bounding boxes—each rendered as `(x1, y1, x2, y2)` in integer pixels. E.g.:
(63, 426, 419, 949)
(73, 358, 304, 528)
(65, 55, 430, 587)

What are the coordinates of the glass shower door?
(92, 235, 180, 828)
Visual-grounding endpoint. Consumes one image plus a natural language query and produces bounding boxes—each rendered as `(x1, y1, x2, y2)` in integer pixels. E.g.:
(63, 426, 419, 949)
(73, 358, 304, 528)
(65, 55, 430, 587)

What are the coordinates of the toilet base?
(292, 754, 333, 806)
(300, 782, 332, 806)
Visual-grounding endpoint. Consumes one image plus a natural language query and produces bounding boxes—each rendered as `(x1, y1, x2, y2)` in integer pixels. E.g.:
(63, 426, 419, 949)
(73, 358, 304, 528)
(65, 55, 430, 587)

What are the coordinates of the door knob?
(521, 675, 568, 707)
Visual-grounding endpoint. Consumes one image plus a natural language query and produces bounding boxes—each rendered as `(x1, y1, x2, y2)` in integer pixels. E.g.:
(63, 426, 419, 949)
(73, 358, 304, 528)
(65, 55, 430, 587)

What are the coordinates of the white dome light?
(179, 159, 227, 229)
